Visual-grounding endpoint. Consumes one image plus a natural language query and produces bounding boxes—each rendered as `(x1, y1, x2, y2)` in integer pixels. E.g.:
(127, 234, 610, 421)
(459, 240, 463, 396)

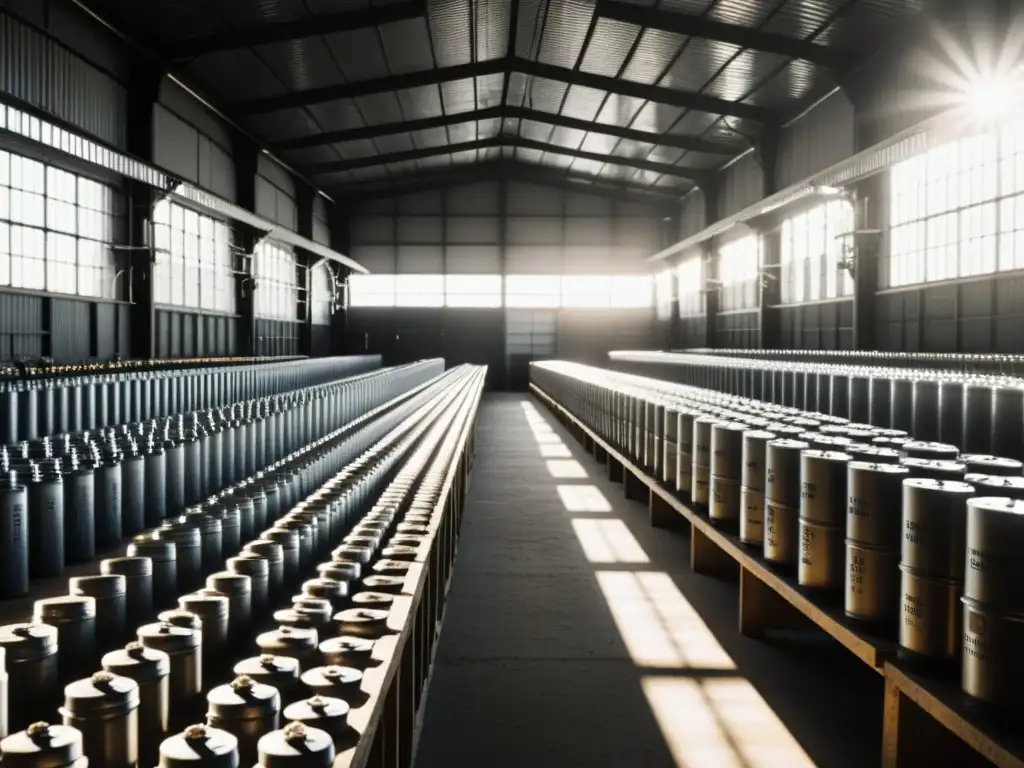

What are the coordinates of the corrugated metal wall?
(717, 153, 764, 218)
(312, 195, 330, 246)
(256, 155, 298, 229)
(777, 90, 855, 188)
(155, 310, 238, 358)
(678, 190, 706, 240)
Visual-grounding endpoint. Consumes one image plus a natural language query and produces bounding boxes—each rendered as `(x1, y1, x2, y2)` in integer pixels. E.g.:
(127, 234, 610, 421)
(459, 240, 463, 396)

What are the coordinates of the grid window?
(780, 200, 854, 303)
(610, 275, 653, 308)
(717, 234, 760, 311)
(396, 274, 444, 307)
(254, 240, 298, 320)
(0, 149, 116, 297)
(348, 274, 396, 307)
(505, 275, 561, 308)
(153, 199, 236, 313)
(562, 275, 612, 308)
(655, 269, 674, 320)
(885, 123, 1024, 288)
(310, 263, 334, 324)
(446, 275, 502, 307)
(677, 254, 704, 318)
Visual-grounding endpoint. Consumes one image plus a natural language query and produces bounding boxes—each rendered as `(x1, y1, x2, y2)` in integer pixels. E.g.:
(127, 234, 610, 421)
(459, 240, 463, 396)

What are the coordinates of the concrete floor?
(413, 393, 882, 768)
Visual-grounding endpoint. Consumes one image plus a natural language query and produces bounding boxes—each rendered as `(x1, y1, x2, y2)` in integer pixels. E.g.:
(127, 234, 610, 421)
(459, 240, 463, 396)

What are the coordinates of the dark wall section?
(255, 319, 300, 357)
(155, 310, 238, 358)
(0, 292, 133, 363)
(715, 311, 760, 349)
(779, 301, 854, 350)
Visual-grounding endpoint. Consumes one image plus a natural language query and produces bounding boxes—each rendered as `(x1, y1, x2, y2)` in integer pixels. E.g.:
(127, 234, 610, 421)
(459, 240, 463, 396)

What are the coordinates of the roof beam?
(233, 60, 774, 122)
(512, 58, 773, 123)
(595, 0, 849, 69)
(271, 105, 742, 155)
(166, 0, 426, 60)
(304, 135, 710, 180)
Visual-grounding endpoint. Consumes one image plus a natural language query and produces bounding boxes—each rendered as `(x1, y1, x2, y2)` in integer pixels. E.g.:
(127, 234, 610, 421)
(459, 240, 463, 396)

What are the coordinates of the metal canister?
(227, 553, 270, 620)
(32, 597, 97, 688)
(900, 479, 976, 580)
(961, 454, 1023, 477)
(289, 599, 333, 635)
(361, 575, 403, 594)
(137, 622, 202, 728)
(902, 441, 959, 461)
(69, 574, 126, 654)
(799, 450, 851, 527)
(121, 443, 146, 537)
(0, 646, 6, 739)
(60, 670, 139, 768)
(281, 695, 349, 749)
(300, 665, 362, 702)
(156, 521, 204, 594)
(966, 474, 1024, 501)
(186, 512, 223, 578)
(0, 624, 59, 731)
(899, 458, 966, 482)
(94, 448, 123, 549)
(675, 410, 695, 495)
(764, 439, 809, 567)
(61, 452, 95, 565)
(102, 557, 155, 629)
(210, 506, 242, 559)
(102, 642, 170, 766)
(260, 529, 300, 589)
(256, 721, 335, 768)
(960, 596, 1024, 714)
(301, 579, 347, 612)
(256, 628, 319, 672)
(27, 459, 64, 578)
(0, 470, 29, 598)
(245, 540, 285, 601)
(847, 462, 909, 549)
(334, 608, 388, 639)
(317, 562, 359, 587)
(0, 722, 88, 767)
(898, 563, 961, 666)
(177, 593, 229, 679)
(206, 675, 280, 767)
(845, 541, 900, 623)
(690, 417, 717, 506)
(964, 497, 1024, 611)
(127, 538, 177, 612)
(157, 723, 239, 768)
(709, 422, 744, 527)
(332, 544, 372, 566)
(232, 656, 300, 707)
(739, 430, 774, 546)
(318, 637, 374, 670)
(207, 573, 252, 640)
(963, 380, 995, 455)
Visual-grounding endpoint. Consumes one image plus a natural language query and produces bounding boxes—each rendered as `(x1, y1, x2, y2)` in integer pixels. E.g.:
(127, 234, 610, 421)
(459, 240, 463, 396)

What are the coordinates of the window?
(506, 275, 561, 308)
(0, 148, 117, 297)
(446, 275, 502, 307)
(655, 269, 674, 320)
(348, 274, 395, 307)
(677, 254, 704, 318)
(153, 199, 235, 312)
(717, 234, 760, 311)
(610, 275, 653, 308)
(885, 123, 1024, 288)
(254, 241, 297, 320)
(780, 200, 854, 303)
(310, 264, 334, 325)
(562, 275, 611, 308)
(396, 274, 444, 307)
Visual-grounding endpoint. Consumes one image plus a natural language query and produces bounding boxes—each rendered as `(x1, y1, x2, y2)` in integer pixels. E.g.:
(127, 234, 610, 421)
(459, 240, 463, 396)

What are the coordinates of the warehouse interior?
(1, 0, 1023, 766)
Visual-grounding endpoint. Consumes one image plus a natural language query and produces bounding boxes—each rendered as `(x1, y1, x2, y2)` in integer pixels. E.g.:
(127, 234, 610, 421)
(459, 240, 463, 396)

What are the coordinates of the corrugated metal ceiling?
(80, 0, 926, 198)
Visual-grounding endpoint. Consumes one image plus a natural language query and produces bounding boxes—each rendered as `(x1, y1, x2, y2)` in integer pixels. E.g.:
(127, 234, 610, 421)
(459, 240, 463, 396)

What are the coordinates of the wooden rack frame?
(531, 382, 1024, 768)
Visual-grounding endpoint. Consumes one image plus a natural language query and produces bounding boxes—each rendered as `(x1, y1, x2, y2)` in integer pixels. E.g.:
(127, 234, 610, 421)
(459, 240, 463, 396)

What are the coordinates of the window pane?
(396, 274, 443, 307)
(349, 274, 396, 307)
(446, 274, 502, 307)
(505, 275, 561, 308)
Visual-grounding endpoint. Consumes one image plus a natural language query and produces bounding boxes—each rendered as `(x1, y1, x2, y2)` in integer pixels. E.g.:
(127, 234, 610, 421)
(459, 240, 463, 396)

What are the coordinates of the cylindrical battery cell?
(94, 459, 123, 550)
(207, 572, 252, 640)
(137, 622, 202, 731)
(232, 656, 300, 708)
(127, 538, 177, 613)
(62, 458, 95, 564)
(177, 593, 229, 685)
(900, 478, 976, 580)
(27, 461, 65, 579)
(255, 627, 319, 672)
(102, 557, 155, 630)
(281, 696, 349, 750)
(155, 522, 203, 594)
(799, 450, 852, 527)
(244, 540, 284, 602)
(120, 449, 146, 537)
(102, 642, 170, 768)
(0, 472, 29, 598)
(0, 623, 59, 731)
(33, 596, 97, 689)
(60, 670, 140, 768)
(227, 553, 270, 620)
(0, 722, 88, 768)
(157, 723, 239, 768)
(205, 675, 280, 767)
(256, 721, 335, 768)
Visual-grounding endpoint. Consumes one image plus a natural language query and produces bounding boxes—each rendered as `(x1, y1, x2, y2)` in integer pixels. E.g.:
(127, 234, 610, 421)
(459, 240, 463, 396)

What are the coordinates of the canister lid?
(232, 655, 300, 686)
(300, 665, 362, 695)
(180, 592, 230, 618)
(969, 475, 1024, 494)
(967, 496, 1024, 515)
(159, 610, 203, 631)
(361, 575, 404, 594)
(244, 540, 283, 563)
(206, 675, 281, 721)
(847, 460, 910, 475)
(342, 535, 378, 550)
(137, 621, 201, 653)
(101, 556, 153, 577)
(281, 695, 350, 731)
(961, 454, 1024, 475)
(158, 724, 239, 767)
(257, 722, 335, 768)
(333, 545, 371, 564)
(227, 553, 269, 578)
(273, 609, 318, 630)
(334, 608, 388, 636)
(102, 641, 170, 682)
(257, 627, 318, 656)
(301, 579, 346, 603)
(766, 438, 810, 452)
(372, 560, 412, 575)
(69, 574, 126, 598)
(902, 477, 975, 495)
(207, 572, 252, 596)
(261, 529, 299, 549)
(62, 670, 140, 717)
(155, 524, 202, 547)
(0, 722, 85, 768)
(350, 592, 394, 608)
(326, 556, 362, 578)
(316, 563, 358, 583)
(0, 623, 58, 660)
(127, 537, 176, 561)
(33, 596, 96, 623)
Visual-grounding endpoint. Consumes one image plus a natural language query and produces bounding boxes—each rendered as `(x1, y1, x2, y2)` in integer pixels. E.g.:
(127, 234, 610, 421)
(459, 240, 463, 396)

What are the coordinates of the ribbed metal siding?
(51, 297, 90, 361)
(718, 153, 764, 218)
(0, 292, 43, 360)
(778, 91, 855, 189)
(679, 190, 706, 240)
(0, 12, 127, 148)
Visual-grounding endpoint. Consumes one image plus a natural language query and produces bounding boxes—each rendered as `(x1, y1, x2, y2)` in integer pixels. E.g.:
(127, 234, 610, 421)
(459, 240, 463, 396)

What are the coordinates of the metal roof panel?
(580, 18, 641, 77)
(621, 29, 686, 84)
(323, 27, 389, 82)
(429, 0, 472, 67)
(379, 17, 436, 74)
(538, 0, 595, 69)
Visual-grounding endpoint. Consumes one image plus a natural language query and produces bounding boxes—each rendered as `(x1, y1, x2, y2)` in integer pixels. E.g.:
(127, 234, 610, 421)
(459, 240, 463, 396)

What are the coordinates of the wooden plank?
(739, 565, 813, 637)
(531, 383, 891, 673)
(691, 524, 737, 579)
(883, 663, 1024, 768)
(649, 487, 683, 530)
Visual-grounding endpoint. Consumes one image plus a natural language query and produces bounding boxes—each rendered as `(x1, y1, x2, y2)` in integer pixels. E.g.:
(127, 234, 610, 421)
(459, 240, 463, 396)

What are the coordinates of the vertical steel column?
(702, 180, 720, 349)
(232, 132, 260, 357)
(329, 209, 351, 355)
(296, 185, 316, 357)
(756, 127, 781, 350)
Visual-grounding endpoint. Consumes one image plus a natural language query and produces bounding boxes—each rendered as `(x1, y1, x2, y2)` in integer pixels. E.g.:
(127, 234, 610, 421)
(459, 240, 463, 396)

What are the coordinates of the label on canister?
(740, 487, 765, 545)
(764, 503, 797, 564)
(692, 470, 710, 506)
(710, 476, 740, 522)
(676, 453, 692, 494)
(899, 569, 959, 659)
(844, 544, 899, 622)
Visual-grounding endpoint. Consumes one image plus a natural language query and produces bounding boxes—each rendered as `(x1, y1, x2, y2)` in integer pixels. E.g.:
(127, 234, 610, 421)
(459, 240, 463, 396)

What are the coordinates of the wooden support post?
(608, 455, 624, 483)
(650, 488, 683, 530)
(738, 566, 810, 637)
(690, 525, 736, 578)
(624, 469, 646, 501)
(594, 443, 607, 463)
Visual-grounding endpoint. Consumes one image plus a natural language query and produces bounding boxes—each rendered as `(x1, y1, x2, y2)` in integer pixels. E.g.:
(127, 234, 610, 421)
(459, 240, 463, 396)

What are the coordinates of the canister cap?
(969, 475, 1024, 493)
(362, 575, 404, 594)
(244, 540, 283, 562)
(766, 438, 810, 451)
(233, 654, 300, 683)
(137, 621, 201, 653)
(300, 665, 362, 693)
(372, 560, 412, 574)
(101, 642, 171, 682)
(101, 556, 153, 577)
(206, 675, 281, 721)
(0, 623, 58, 660)
(62, 670, 140, 717)
(261, 529, 299, 548)
(301, 579, 346, 601)
(158, 724, 239, 767)
(351, 592, 394, 607)
(159, 610, 204, 631)
(961, 454, 1024, 474)
(0, 722, 85, 768)
(802, 449, 852, 463)
(742, 429, 777, 442)
(127, 538, 176, 561)
(273, 610, 317, 630)
(33, 596, 96, 623)
(257, 722, 335, 768)
(967, 496, 1024, 514)
(227, 553, 269, 579)
(334, 608, 388, 632)
(155, 525, 202, 547)
(282, 695, 350, 726)
(257, 627, 319, 656)
(902, 477, 975, 495)
(848, 460, 910, 475)
(69, 574, 126, 598)
(207, 572, 252, 595)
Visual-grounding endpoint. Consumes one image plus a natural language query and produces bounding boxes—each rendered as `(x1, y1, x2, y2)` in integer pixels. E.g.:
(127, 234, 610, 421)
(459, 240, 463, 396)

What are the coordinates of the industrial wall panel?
(198, 137, 236, 202)
(311, 324, 332, 356)
(565, 191, 612, 216)
(679, 189, 706, 239)
(507, 216, 563, 245)
(446, 245, 501, 273)
(507, 182, 563, 215)
(396, 215, 443, 243)
(0, 12, 128, 148)
(397, 244, 444, 273)
(256, 318, 299, 356)
(46, 0, 129, 82)
(556, 309, 656, 363)
(506, 245, 562, 274)
(159, 79, 232, 151)
(255, 175, 298, 229)
(777, 90, 855, 188)
(312, 196, 330, 246)
(51, 297, 90, 361)
(117, 304, 131, 358)
(0, 292, 43, 361)
(718, 153, 764, 218)
(563, 245, 611, 274)
(95, 303, 116, 359)
(714, 310, 759, 349)
(446, 216, 500, 244)
(257, 155, 296, 198)
(351, 216, 395, 244)
(350, 244, 396, 272)
(778, 300, 854, 350)
(565, 217, 611, 246)
(446, 181, 499, 214)
(154, 106, 202, 187)
(398, 190, 443, 214)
